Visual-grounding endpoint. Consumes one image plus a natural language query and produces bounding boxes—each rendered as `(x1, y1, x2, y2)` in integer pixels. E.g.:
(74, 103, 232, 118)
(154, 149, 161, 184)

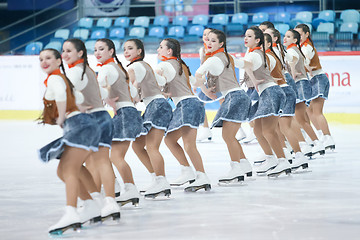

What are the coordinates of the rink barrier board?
(1, 110, 359, 125)
(1, 52, 359, 121)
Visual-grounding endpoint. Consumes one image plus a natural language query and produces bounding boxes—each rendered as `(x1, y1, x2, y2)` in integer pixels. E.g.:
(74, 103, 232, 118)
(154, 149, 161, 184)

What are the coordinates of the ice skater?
(194, 29, 253, 184)
(295, 24, 335, 151)
(155, 38, 211, 192)
(124, 39, 173, 199)
(62, 39, 121, 223)
(240, 26, 291, 177)
(38, 48, 101, 234)
(263, 33, 309, 171)
(94, 38, 142, 206)
(283, 29, 325, 156)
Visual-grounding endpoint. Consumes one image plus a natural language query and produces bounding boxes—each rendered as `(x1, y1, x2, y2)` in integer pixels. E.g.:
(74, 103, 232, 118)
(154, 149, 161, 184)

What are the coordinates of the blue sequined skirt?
(90, 111, 113, 148)
(38, 113, 101, 163)
(211, 90, 251, 128)
(250, 85, 286, 121)
(309, 73, 330, 101)
(167, 97, 205, 134)
(280, 85, 296, 117)
(113, 107, 143, 142)
(295, 79, 312, 104)
(141, 98, 173, 135)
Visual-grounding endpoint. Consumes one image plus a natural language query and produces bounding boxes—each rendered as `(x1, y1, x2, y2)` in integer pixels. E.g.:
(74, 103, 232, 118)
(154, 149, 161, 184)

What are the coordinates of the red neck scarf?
(286, 43, 297, 50)
(272, 43, 277, 48)
(97, 58, 115, 67)
(130, 56, 141, 64)
(161, 56, 177, 61)
(68, 59, 84, 69)
(206, 47, 224, 57)
(44, 69, 61, 87)
(300, 38, 310, 47)
(249, 47, 262, 53)
(265, 49, 271, 53)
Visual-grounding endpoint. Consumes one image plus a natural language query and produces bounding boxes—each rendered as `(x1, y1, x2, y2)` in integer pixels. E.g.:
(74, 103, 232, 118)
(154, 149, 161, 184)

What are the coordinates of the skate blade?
(218, 179, 246, 186)
(184, 184, 211, 192)
(218, 176, 245, 186)
(312, 150, 325, 156)
(253, 160, 266, 165)
(48, 222, 81, 236)
(268, 168, 292, 178)
(101, 212, 121, 223)
(170, 179, 195, 187)
(117, 198, 140, 207)
(144, 189, 171, 200)
(325, 145, 335, 151)
(256, 166, 276, 175)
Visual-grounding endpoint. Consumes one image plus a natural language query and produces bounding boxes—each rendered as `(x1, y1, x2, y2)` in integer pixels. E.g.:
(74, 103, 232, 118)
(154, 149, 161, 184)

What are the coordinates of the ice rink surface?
(0, 120, 359, 240)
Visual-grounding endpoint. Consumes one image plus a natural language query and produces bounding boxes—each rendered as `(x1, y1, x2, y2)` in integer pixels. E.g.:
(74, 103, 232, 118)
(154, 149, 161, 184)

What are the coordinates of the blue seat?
(73, 28, 89, 40)
(110, 39, 121, 51)
(340, 9, 360, 23)
(192, 15, 208, 26)
(274, 23, 290, 36)
(45, 41, 62, 52)
(129, 27, 146, 38)
(335, 32, 353, 50)
(96, 17, 112, 28)
(78, 17, 93, 29)
(312, 18, 327, 29)
(25, 42, 43, 55)
(85, 40, 96, 54)
(339, 22, 359, 34)
(173, 15, 188, 26)
(90, 29, 106, 39)
(153, 15, 169, 27)
(311, 32, 330, 50)
(289, 19, 304, 29)
(114, 17, 130, 28)
(226, 24, 244, 36)
(252, 12, 269, 24)
(212, 14, 228, 25)
(134, 16, 150, 28)
(317, 22, 335, 35)
(274, 12, 291, 24)
(295, 11, 313, 23)
(231, 13, 248, 25)
(318, 10, 336, 22)
(188, 25, 204, 37)
(168, 26, 185, 38)
(109, 27, 125, 39)
(183, 35, 200, 43)
(54, 29, 70, 40)
(149, 26, 165, 38)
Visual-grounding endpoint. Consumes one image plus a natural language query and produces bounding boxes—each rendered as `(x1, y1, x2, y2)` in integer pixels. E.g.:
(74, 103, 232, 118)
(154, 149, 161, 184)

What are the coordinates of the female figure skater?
(155, 38, 211, 191)
(94, 38, 142, 206)
(38, 48, 101, 234)
(265, 27, 313, 157)
(62, 39, 120, 221)
(196, 27, 214, 141)
(283, 29, 325, 156)
(295, 24, 335, 150)
(263, 33, 309, 171)
(194, 29, 253, 183)
(124, 39, 173, 198)
(240, 26, 291, 177)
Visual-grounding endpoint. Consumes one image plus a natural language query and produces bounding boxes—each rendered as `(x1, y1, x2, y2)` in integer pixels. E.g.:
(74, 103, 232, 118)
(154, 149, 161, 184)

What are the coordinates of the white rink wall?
(0, 53, 359, 113)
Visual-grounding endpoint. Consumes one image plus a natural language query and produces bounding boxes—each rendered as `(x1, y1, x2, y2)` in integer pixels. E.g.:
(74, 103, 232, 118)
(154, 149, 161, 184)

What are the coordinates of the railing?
(0, 0, 78, 55)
